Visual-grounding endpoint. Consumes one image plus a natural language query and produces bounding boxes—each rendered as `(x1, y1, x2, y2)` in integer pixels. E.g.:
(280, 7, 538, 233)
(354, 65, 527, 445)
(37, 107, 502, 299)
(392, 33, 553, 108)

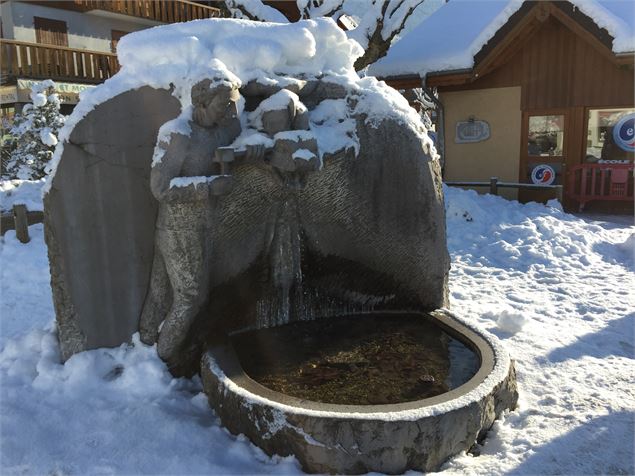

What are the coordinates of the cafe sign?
(16, 79, 96, 105)
(0, 85, 18, 105)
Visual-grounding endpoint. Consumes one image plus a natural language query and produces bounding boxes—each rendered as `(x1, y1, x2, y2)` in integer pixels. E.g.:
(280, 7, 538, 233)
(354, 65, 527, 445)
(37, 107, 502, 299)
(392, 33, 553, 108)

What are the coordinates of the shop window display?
(585, 108, 635, 163)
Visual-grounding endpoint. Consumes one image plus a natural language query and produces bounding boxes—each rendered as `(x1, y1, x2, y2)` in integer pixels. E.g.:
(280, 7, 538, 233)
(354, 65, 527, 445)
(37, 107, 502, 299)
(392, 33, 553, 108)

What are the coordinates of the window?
(585, 108, 635, 163)
(527, 115, 564, 156)
(34, 17, 68, 47)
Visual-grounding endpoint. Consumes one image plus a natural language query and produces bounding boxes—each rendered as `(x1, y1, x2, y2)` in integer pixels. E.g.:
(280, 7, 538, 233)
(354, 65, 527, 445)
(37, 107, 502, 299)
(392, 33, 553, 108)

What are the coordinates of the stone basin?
(201, 309, 518, 474)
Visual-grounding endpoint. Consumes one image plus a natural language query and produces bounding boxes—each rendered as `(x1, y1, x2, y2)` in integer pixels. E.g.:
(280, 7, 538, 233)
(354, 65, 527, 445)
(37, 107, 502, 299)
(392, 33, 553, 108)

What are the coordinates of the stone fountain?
(43, 18, 517, 474)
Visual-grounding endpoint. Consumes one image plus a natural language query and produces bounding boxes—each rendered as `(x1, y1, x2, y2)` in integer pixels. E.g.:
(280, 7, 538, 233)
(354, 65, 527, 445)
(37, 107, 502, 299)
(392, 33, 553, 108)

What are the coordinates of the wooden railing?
(446, 177, 564, 202)
(567, 163, 634, 211)
(74, 0, 222, 23)
(1, 39, 120, 83)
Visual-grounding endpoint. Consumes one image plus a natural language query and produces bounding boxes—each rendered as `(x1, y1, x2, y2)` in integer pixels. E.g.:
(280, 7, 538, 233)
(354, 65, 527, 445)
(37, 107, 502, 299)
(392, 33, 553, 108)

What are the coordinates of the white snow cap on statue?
(46, 17, 434, 192)
(117, 18, 363, 87)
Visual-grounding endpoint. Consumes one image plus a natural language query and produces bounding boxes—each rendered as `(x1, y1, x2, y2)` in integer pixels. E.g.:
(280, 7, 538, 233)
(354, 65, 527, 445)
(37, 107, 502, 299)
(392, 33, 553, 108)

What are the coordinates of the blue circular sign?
(613, 113, 635, 152)
(531, 164, 556, 185)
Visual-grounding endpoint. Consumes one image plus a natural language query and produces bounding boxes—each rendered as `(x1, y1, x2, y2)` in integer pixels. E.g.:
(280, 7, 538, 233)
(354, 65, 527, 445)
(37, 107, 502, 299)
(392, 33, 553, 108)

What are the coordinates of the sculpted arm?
(150, 133, 209, 203)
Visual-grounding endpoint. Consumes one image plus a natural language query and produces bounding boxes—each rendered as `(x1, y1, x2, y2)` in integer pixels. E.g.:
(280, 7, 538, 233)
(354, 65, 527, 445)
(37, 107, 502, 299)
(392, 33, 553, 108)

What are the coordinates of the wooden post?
(555, 185, 564, 203)
(489, 177, 499, 195)
(560, 163, 566, 205)
(13, 204, 29, 243)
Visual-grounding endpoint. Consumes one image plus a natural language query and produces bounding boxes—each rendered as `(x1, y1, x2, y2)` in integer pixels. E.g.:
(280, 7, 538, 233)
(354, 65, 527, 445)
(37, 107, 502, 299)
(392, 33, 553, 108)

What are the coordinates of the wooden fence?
(567, 163, 633, 211)
(445, 176, 564, 202)
(1, 39, 120, 83)
(0, 205, 43, 243)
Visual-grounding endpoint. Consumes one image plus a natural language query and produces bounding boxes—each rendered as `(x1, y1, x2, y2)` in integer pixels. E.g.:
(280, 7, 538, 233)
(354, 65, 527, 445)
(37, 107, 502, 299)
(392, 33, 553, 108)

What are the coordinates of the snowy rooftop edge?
(368, 0, 635, 79)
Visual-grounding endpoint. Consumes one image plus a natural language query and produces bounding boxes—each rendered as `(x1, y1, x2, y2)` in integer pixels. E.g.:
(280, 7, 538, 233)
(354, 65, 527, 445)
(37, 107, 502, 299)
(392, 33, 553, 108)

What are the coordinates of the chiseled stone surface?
(201, 310, 519, 474)
(44, 87, 181, 359)
(46, 78, 449, 374)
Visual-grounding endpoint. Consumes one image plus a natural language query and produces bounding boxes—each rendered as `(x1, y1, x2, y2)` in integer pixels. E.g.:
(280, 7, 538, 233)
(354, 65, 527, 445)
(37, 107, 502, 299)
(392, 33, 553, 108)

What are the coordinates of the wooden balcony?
(73, 0, 222, 23)
(1, 39, 120, 84)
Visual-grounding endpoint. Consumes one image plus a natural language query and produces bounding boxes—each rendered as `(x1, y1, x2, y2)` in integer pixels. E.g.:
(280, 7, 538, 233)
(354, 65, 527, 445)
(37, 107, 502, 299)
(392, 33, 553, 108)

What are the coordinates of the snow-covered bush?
(2, 80, 65, 180)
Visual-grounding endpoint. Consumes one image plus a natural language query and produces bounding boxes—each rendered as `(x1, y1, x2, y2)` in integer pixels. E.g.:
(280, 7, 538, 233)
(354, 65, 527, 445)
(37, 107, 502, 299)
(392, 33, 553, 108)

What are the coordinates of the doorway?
(520, 110, 568, 203)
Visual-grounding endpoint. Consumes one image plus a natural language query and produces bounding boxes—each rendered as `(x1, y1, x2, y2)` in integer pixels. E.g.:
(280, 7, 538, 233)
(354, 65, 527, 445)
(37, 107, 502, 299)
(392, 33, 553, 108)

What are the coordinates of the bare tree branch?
(388, 0, 407, 19)
(222, 0, 426, 71)
(229, 3, 259, 21)
(385, 0, 423, 42)
(299, 0, 346, 20)
(353, 0, 424, 70)
(224, 0, 289, 22)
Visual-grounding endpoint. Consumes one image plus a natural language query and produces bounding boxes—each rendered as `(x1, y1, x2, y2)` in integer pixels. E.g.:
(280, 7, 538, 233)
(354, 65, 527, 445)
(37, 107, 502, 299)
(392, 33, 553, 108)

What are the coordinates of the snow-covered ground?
(0, 179, 46, 213)
(1, 187, 633, 475)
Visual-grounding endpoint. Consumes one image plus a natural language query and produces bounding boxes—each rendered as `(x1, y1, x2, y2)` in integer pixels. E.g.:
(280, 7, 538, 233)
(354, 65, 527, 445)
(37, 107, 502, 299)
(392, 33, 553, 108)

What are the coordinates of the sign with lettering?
(613, 113, 635, 153)
(17, 79, 96, 105)
(455, 119, 490, 143)
(0, 86, 18, 105)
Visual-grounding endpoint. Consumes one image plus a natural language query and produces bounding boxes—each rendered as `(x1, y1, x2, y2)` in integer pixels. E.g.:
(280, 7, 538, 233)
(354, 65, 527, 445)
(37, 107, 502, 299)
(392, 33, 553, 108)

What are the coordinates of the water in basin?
(231, 313, 479, 405)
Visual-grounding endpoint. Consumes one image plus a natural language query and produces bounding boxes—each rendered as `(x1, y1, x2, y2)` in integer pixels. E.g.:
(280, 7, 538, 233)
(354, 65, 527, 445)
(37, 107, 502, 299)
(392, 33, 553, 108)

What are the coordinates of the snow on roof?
(368, 0, 635, 79)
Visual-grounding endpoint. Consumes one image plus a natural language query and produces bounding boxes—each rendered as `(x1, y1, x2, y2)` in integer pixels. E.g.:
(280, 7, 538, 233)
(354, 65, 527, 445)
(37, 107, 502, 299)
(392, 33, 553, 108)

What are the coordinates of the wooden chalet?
(1, 0, 222, 114)
(372, 0, 635, 212)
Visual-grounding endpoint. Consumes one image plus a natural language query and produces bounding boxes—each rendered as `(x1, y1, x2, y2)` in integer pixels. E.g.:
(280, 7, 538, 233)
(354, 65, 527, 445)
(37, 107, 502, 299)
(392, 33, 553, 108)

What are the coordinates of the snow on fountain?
(43, 17, 517, 474)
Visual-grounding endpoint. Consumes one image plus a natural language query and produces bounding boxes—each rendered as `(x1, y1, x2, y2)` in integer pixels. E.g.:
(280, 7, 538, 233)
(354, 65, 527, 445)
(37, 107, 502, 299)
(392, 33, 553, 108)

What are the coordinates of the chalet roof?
(368, 0, 635, 79)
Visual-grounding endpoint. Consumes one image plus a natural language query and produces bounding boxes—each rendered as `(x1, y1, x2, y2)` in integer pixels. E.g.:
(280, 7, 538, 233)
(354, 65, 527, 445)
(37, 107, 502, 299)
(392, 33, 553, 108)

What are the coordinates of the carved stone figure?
(139, 79, 243, 369)
(46, 77, 450, 375)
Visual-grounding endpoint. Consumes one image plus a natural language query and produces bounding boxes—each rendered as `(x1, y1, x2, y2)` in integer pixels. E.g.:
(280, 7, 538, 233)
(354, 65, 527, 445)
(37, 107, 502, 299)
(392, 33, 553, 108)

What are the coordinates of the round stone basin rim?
(203, 309, 511, 420)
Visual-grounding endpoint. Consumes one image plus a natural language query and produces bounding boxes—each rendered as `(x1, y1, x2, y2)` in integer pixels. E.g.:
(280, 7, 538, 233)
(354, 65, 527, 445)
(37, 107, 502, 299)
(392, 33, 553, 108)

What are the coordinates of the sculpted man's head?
(192, 78, 240, 127)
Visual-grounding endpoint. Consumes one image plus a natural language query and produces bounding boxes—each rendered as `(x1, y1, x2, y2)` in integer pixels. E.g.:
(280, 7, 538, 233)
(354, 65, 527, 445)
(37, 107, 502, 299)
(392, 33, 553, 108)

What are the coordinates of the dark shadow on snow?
(543, 313, 634, 363)
(592, 239, 634, 272)
(508, 411, 635, 475)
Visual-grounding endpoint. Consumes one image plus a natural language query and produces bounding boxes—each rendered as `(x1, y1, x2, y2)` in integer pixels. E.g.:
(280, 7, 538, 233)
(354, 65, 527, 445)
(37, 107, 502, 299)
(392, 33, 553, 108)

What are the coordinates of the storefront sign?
(0, 86, 18, 105)
(613, 113, 635, 152)
(455, 118, 490, 143)
(530, 164, 556, 185)
(16, 79, 96, 105)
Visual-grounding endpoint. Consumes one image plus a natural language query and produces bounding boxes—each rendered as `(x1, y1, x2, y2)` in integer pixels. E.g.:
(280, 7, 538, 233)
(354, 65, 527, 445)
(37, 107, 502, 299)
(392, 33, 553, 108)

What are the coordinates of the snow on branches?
(223, 0, 426, 70)
(2, 80, 65, 180)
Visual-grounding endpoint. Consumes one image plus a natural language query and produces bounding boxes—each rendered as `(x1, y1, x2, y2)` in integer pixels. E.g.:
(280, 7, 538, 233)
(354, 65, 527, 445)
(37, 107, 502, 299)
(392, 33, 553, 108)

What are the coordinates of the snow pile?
(307, 98, 358, 157)
(292, 149, 316, 161)
(369, 0, 635, 78)
(2, 189, 633, 474)
(0, 179, 45, 212)
(442, 186, 634, 474)
(245, 89, 302, 132)
(169, 176, 223, 189)
(483, 309, 529, 335)
(46, 17, 435, 192)
(116, 20, 361, 83)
